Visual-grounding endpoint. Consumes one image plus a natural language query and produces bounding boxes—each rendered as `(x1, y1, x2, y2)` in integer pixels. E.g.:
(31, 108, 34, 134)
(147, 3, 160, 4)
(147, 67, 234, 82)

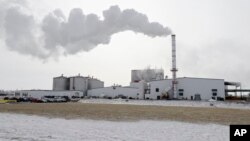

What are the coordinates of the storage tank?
(131, 70, 142, 82)
(88, 78, 104, 89)
(53, 75, 69, 90)
(69, 76, 88, 95)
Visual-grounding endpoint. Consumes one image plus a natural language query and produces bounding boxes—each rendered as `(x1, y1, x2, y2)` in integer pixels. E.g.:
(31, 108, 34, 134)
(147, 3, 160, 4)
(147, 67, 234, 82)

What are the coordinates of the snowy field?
(80, 99, 250, 110)
(0, 113, 229, 141)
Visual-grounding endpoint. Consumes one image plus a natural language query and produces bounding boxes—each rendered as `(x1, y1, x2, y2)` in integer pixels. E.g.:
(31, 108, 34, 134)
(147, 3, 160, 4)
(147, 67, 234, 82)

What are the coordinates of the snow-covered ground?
(80, 99, 250, 110)
(0, 113, 228, 141)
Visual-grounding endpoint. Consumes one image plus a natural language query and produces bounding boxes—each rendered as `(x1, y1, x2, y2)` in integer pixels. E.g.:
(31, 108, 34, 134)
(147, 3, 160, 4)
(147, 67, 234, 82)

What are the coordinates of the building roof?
(148, 77, 224, 82)
(89, 86, 138, 90)
(19, 90, 83, 92)
(53, 76, 68, 79)
(69, 76, 88, 79)
(178, 77, 224, 81)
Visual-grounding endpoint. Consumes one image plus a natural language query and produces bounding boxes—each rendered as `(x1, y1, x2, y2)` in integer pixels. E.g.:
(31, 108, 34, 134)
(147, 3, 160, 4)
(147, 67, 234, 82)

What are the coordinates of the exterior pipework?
(171, 34, 178, 99)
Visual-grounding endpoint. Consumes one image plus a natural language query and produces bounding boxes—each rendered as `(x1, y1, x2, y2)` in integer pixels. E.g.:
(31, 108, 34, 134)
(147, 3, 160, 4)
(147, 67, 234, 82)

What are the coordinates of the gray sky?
(0, 0, 250, 90)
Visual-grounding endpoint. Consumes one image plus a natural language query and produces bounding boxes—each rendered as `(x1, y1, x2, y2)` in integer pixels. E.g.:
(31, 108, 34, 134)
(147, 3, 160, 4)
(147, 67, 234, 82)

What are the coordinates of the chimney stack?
(171, 34, 178, 99)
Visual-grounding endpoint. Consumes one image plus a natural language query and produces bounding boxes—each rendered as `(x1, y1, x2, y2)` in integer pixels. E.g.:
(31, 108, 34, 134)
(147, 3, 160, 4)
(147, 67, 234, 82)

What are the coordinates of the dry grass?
(1, 103, 250, 125)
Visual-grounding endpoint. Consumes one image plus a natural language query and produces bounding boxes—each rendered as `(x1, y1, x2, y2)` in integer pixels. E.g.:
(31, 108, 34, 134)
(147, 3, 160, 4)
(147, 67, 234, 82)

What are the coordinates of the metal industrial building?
(145, 77, 225, 100)
(16, 90, 83, 100)
(53, 74, 104, 96)
(12, 34, 246, 101)
(88, 86, 141, 99)
(86, 34, 239, 101)
(15, 74, 104, 100)
(88, 81, 147, 99)
(88, 73, 226, 100)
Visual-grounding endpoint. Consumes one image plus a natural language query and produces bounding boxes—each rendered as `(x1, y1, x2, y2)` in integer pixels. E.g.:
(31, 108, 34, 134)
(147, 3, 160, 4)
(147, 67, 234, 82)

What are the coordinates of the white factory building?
(73, 34, 234, 100)
(15, 90, 83, 99)
(88, 81, 147, 99)
(12, 35, 242, 101)
(87, 69, 227, 100)
(53, 74, 104, 96)
(15, 74, 104, 100)
(88, 86, 140, 99)
(13, 70, 233, 101)
(145, 77, 225, 100)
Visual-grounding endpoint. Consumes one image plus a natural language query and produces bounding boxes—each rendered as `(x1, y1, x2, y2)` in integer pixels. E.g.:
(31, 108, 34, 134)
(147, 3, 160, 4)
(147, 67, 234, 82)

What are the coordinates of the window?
(178, 89, 184, 96)
(0, 93, 7, 96)
(155, 88, 159, 92)
(75, 92, 80, 97)
(15, 92, 20, 96)
(22, 93, 28, 97)
(212, 89, 217, 96)
(145, 89, 150, 94)
(179, 89, 184, 92)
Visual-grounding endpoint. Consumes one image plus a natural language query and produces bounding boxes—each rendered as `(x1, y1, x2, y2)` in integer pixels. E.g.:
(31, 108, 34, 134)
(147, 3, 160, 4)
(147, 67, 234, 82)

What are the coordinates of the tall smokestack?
(171, 34, 178, 99)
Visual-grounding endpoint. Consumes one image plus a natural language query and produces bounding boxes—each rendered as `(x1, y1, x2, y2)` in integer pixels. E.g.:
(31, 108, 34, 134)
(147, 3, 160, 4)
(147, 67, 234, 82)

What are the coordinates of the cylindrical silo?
(131, 70, 142, 82)
(53, 75, 69, 91)
(88, 78, 104, 89)
(69, 76, 88, 96)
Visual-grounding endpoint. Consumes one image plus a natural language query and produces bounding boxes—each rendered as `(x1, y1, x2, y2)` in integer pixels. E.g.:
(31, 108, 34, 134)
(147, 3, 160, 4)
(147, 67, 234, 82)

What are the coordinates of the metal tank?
(53, 75, 69, 91)
(131, 70, 142, 82)
(87, 78, 104, 89)
(69, 76, 88, 95)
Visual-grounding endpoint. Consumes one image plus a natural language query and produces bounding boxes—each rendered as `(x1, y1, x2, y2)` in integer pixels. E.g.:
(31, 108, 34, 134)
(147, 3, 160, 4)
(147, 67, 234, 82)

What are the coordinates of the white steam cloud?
(132, 67, 165, 82)
(0, 1, 171, 59)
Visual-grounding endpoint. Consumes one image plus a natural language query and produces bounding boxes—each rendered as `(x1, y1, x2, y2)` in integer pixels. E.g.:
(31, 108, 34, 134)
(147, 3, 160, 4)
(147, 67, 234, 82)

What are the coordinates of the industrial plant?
(1, 34, 249, 102)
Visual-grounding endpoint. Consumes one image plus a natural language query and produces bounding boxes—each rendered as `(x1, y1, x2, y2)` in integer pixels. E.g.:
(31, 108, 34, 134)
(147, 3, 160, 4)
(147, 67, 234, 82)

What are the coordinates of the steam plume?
(0, 1, 171, 59)
(132, 67, 164, 82)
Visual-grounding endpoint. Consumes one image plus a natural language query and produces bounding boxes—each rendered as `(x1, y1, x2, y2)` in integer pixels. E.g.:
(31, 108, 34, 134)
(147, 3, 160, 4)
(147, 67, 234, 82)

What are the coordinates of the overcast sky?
(0, 0, 250, 90)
